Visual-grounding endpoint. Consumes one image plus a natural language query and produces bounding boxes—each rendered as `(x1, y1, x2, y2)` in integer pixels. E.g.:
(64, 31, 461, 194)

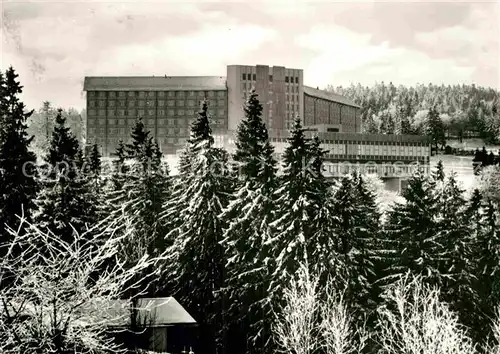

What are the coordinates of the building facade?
(83, 76, 228, 156)
(83, 65, 361, 156)
(213, 129, 431, 191)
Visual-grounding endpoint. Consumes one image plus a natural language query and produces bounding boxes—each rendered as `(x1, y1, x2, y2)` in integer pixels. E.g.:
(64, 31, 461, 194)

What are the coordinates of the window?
(127, 109, 136, 117)
(217, 99, 225, 107)
(168, 109, 174, 116)
(147, 91, 155, 98)
(285, 76, 289, 83)
(148, 109, 155, 116)
(295, 77, 299, 84)
(176, 91, 185, 98)
(269, 75, 273, 82)
(158, 100, 165, 107)
(177, 100, 185, 107)
(158, 119, 166, 126)
(138, 109, 145, 117)
(108, 110, 115, 117)
(118, 119, 125, 125)
(88, 91, 97, 98)
(158, 91, 166, 98)
(146, 100, 155, 107)
(168, 91, 175, 97)
(138, 91, 146, 99)
(88, 128, 96, 135)
(178, 109, 184, 116)
(187, 99, 195, 107)
(98, 109, 106, 116)
(147, 119, 155, 126)
(98, 100, 106, 108)
(88, 100, 96, 108)
(241, 83, 246, 91)
(207, 91, 214, 98)
(158, 109, 166, 116)
(167, 100, 175, 107)
(253, 74, 256, 81)
(128, 91, 135, 98)
(242, 73, 247, 80)
(218, 109, 225, 117)
(98, 91, 106, 98)
(188, 91, 195, 97)
(138, 100, 145, 107)
(217, 91, 225, 98)
(128, 100, 135, 107)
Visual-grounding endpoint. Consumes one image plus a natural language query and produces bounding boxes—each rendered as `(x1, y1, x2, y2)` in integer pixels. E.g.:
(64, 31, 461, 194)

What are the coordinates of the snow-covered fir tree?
(382, 167, 443, 289)
(266, 118, 342, 342)
(106, 118, 170, 294)
(163, 99, 232, 354)
(85, 143, 105, 217)
(0, 67, 39, 248)
(220, 89, 278, 354)
(471, 196, 500, 345)
(33, 109, 97, 243)
(437, 172, 477, 340)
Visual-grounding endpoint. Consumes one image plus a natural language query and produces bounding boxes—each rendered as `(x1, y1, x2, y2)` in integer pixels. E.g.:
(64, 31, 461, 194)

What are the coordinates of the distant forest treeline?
(329, 83, 500, 143)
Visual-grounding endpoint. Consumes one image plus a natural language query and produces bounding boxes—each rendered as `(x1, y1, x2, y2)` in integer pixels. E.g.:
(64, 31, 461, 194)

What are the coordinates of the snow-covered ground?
(430, 154, 478, 197)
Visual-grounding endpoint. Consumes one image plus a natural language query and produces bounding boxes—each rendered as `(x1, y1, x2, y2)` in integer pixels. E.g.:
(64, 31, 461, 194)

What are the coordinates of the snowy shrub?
(479, 165, 500, 207)
(0, 214, 166, 354)
(273, 266, 365, 354)
(377, 274, 478, 354)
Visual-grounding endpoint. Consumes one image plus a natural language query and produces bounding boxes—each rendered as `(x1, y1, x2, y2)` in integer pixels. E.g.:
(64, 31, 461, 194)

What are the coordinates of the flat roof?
(303, 86, 361, 108)
(83, 76, 227, 91)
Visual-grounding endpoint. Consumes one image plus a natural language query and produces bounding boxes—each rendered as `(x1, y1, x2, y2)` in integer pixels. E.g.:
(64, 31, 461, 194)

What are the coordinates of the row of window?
(241, 73, 299, 84)
(240, 82, 300, 93)
(104, 137, 188, 147)
(88, 90, 226, 99)
(270, 142, 428, 157)
(88, 99, 226, 109)
(322, 163, 428, 176)
(87, 108, 226, 118)
(89, 125, 225, 137)
(88, 117, 225, 128)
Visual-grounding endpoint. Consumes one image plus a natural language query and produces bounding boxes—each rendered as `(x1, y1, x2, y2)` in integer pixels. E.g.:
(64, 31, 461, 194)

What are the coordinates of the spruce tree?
(0, 67, 38, 248)
(33, 109, 97, 243)
(267, 118, 341, 341)
(472, 199, 500, 344)
(382, 169, 443, 288)
(163, 100, 231, 354)
(106, 119, 170, 270)
(426, 105, 446, 152)
(438, 173, 477, 336)
(220, 90, 278, 354)
(86, 143, 101, 190)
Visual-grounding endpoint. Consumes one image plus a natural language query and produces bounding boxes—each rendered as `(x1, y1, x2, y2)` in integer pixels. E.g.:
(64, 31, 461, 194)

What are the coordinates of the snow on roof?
(303, 85, 361, 108)
(0, 297, 197, 328)
(106, 297, 197, 327)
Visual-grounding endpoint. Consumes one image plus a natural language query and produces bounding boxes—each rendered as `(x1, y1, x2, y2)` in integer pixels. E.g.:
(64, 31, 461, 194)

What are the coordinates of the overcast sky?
(1, 0, 499, 111)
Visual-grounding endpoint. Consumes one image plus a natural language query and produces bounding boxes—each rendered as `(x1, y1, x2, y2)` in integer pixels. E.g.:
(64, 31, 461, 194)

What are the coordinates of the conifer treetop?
(188, 99, 214, 151)
(45, 109, 82, 168)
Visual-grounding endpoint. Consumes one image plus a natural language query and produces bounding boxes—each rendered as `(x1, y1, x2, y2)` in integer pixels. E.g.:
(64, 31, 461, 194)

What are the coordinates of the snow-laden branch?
(376, 274, 478, 354)
(0, 214, 168, 354)
(273, 265, 365, 354)
(273, 265, 320, 354)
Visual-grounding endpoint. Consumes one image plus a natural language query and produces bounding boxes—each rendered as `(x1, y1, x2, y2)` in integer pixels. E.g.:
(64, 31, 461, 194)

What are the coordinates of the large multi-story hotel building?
(83, 64, 362, 156)
(83, 64, 430, 191)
